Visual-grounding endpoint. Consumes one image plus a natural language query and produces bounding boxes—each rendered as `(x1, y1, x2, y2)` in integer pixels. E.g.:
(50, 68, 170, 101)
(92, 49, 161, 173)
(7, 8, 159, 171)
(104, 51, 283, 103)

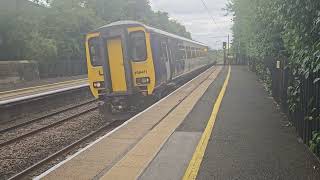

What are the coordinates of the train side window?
(160, 42, 169, 62)
(179, 45, 185, 59)
(187, 47, 191, 58)
(177, 49, 184, 60)
(195, 48, 198, 58)
(191, 47, 195, 58)
(129, 31, 147, 62)
(88, 37, 102, 66)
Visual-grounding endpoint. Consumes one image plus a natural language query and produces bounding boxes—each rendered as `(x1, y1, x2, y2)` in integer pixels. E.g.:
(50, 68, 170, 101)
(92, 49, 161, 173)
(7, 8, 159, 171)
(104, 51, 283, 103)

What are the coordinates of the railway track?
(0, 99, 96, 134)
(8, 119, 126, 180)
(0, 109, 98, 148)
(0, 99, 102, 179)
(0, 100, 98, 148)
(3, 64, 214, 180)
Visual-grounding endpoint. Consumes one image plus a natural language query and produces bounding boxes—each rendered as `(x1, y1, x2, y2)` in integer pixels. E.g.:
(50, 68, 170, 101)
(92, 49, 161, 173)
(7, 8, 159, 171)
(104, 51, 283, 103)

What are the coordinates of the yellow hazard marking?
(183, 66, 231, 180)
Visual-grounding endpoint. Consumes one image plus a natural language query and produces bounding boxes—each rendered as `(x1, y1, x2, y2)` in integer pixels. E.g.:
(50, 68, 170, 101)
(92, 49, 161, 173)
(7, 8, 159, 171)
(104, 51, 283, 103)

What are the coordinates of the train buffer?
(35, 66, 320, 180)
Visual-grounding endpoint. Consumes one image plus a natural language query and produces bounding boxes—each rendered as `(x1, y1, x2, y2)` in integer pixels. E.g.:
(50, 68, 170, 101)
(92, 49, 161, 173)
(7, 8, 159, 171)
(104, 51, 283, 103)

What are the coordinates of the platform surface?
(196, 66, 320, 180)
(36, 66, 320, 180)
(36, 65, 221, 180)
(0, 77, 87, 105)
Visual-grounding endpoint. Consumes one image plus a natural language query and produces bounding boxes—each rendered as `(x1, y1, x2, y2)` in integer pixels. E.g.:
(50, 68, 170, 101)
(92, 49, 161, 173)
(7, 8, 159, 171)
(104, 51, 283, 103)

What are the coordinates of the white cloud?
(150, 0, 233, 49)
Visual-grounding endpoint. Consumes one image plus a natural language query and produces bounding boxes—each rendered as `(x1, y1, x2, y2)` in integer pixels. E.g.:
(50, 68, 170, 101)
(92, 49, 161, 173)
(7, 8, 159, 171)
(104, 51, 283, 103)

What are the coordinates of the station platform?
(0, 76, 88, 105)
(35, 66, 320, 180)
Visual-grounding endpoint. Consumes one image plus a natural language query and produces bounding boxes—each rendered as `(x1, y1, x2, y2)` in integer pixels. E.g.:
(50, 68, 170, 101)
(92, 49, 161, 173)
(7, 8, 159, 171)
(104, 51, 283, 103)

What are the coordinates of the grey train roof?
(95, 21, 207, 47)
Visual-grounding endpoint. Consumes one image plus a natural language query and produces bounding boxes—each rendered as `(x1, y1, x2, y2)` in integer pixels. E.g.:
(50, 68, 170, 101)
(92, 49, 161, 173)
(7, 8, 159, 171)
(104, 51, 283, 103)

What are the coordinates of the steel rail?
(8, 119, 126, 180)
(0, 99, 97, 134)
(0, 106, 98, 148)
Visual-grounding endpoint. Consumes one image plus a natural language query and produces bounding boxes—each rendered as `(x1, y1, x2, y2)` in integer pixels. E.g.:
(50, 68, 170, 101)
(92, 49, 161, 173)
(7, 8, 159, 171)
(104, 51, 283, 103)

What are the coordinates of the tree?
(0, 0, 193, 61)
(227, 0, 320, 150)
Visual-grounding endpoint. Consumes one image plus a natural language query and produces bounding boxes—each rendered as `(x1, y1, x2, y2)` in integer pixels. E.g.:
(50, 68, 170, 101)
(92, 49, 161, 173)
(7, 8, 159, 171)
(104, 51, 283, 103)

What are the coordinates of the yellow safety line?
(183, 66, 231, 180)
(0, 78, 87, 95)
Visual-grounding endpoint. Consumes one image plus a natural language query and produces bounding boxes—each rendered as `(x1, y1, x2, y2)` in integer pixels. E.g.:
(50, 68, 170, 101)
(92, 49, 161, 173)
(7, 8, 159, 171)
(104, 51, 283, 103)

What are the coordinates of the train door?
(160, 41, 171, 81)
(106, 37, 127, 92)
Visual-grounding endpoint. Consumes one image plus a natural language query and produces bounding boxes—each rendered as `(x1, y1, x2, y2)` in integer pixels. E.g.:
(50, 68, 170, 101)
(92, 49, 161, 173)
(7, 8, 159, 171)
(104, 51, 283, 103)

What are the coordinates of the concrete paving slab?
(42, 138, 137, 180)
(139, 132, 202, 180)
(177, 67, 228, 133)
(42, 161, 110, 180)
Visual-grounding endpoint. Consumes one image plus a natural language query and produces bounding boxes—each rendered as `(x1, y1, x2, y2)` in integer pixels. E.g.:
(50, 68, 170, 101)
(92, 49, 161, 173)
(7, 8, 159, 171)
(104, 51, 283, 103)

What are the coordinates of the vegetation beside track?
(226, 0, 320, 155)
(0, 0, 191, 62)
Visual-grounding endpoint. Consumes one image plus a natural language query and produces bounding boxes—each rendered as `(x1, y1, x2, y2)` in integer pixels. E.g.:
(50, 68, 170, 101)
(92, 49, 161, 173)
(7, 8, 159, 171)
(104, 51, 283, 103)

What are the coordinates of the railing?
(251, 57, 320, 156)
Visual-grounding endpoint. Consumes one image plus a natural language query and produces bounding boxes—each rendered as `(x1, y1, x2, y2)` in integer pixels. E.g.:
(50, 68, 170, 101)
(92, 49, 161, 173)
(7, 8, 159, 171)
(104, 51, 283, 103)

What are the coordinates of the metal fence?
(260, 57, 320, 156)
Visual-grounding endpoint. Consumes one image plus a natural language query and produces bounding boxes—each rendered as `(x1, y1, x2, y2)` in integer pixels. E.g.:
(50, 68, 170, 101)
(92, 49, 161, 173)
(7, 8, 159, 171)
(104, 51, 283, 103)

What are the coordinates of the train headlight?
(93, 82, 102, 88)
(136, 77, 150, 85)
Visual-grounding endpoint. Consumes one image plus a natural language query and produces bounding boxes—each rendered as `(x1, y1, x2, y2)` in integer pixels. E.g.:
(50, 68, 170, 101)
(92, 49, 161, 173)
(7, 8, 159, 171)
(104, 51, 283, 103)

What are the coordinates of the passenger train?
(85, 21, 214, 115)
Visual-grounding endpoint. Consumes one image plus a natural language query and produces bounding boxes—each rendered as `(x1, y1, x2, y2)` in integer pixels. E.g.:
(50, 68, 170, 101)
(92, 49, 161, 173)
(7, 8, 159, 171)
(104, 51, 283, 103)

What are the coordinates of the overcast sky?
(150, 0, 233, 49)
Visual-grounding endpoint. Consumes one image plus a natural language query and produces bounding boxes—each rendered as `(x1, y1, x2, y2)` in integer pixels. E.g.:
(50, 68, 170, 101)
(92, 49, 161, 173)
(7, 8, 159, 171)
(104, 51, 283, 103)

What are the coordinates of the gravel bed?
(0, 98, 94, 130)
(0, 109, 106, 179)
(29, 119, 126, 179)
(0, 101, 97, 144)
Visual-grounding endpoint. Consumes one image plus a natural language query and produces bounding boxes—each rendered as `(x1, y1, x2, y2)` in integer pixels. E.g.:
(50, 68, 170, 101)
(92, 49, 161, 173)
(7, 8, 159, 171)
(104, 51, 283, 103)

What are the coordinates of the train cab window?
(129, 31, 147, 62)
(88, 37, 102, 66)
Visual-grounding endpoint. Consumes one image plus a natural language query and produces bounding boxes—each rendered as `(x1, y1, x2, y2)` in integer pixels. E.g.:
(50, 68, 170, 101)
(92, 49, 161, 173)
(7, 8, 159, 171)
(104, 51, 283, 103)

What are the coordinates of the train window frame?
(191, 47, 196, 58)
(88, 37, 102, 66)
(197, 48, 201, 57)
(187, 46, 191, 59)
(129, 31, 147, 62)
(160, 41, 168, 62)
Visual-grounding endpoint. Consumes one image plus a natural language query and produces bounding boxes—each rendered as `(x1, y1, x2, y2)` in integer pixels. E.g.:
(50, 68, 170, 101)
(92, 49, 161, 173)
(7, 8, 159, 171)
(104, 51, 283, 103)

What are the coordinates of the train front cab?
(86, 24, 156, 114)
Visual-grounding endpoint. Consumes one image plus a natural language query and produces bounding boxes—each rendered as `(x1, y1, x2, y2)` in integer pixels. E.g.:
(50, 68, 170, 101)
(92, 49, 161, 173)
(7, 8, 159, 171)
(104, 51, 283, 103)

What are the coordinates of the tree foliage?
(228, 0, 320, 102)
(0, 0, 191, 61)
(228, 0, 320, 147)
